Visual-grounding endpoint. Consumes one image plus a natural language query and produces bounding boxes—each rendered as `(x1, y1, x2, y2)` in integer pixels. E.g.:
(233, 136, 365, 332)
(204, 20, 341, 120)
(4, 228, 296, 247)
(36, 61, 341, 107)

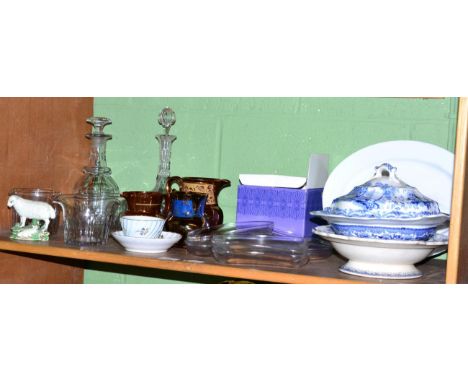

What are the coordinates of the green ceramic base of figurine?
(10, 219, 50, 241)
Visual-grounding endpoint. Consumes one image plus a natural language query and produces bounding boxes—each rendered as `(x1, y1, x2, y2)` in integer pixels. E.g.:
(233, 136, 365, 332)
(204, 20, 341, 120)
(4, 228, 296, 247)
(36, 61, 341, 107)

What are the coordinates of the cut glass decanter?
(76, 117, 120, 195)
(153, 107, 177, 193)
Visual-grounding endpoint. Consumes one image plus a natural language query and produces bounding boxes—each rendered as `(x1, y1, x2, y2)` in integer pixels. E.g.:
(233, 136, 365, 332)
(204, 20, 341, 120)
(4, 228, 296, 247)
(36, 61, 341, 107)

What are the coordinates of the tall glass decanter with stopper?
(77, 117, 120, 195)
(75, 117, 125, 230)
(153, 107, 177, 193)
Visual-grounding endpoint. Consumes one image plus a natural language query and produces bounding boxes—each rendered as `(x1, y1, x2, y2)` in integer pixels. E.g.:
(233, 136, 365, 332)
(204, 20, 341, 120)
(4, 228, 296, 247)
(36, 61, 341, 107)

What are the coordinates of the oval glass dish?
(211, 234, 331, 268)
(185, 221, 274, 257)
(185, 221, 332, 268)
(211, 231, 331, 269)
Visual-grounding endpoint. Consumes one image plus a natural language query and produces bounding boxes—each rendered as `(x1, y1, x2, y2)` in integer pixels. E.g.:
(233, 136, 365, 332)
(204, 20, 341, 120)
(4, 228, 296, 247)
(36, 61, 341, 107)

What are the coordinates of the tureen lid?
(324, 163, 441, 218)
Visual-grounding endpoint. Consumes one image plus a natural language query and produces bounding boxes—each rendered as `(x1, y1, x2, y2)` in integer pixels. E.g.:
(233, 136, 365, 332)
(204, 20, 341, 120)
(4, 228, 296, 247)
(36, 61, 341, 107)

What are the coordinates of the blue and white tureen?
(312, 163, 449, 241)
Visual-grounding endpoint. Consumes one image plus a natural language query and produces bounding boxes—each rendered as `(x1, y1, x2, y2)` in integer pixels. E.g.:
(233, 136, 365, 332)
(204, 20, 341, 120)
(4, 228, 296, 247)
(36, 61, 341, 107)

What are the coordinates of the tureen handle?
(373, 163, 398, 180)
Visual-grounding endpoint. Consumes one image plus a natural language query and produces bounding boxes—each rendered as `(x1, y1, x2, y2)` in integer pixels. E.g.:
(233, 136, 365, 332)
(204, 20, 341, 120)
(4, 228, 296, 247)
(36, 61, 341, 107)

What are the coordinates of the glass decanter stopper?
(76, 116, 120, 195)
(153, 107, 177, 193)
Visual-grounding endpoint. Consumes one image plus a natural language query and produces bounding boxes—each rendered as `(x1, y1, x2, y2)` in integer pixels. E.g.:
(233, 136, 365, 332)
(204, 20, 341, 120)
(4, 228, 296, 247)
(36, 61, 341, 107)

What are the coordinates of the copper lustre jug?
(165, 191, 208, 240)
(166, 177, 231, 227)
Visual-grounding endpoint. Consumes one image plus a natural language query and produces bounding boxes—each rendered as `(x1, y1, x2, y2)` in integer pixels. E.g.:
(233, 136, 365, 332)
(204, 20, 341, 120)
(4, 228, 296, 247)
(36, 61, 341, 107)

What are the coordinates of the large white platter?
(322, 140, 454, 214)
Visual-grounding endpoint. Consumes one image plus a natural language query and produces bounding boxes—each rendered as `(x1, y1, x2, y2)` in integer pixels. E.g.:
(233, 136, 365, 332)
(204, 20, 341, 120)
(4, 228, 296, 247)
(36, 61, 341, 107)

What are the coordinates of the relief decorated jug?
(165, 191, 208, 240)
(165, 177, 231, 227)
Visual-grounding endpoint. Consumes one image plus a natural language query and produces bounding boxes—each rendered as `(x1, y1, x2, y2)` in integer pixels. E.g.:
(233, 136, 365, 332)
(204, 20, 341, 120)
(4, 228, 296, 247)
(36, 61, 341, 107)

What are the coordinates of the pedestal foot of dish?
(339, 261, 422, 280)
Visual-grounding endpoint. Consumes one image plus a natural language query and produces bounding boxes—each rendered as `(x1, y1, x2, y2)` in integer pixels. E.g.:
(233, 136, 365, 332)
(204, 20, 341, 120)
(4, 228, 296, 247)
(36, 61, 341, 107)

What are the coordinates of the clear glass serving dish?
(186, 221, 331, 268)
(211, 232, 331, 268)
(185, 221, 274, 257)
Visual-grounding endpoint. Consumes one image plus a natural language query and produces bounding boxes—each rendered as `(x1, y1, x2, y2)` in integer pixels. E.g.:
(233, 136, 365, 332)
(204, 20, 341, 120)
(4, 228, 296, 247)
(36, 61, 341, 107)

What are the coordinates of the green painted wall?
(85, 97, 458, 283)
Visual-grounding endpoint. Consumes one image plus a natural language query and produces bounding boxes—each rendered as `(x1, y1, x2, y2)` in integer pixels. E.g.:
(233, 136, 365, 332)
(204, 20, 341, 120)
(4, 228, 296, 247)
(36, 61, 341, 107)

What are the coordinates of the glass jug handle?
(52, 200, 66, 222)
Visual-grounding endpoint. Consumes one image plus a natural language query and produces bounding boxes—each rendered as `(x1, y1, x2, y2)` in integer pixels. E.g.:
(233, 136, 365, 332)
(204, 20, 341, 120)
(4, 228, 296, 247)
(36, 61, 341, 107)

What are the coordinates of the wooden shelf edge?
(0, 237, 367, 284)
(0, 233, 445, 284)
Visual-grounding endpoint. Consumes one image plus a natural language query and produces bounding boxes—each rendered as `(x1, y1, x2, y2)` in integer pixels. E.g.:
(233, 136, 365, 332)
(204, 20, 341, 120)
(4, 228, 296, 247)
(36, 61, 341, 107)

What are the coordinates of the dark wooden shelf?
(0, 231, 446, 284)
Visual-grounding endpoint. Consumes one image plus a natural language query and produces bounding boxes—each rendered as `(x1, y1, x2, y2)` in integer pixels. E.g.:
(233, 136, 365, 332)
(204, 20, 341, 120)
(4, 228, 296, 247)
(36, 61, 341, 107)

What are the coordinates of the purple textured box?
(236, 185, 323, 237)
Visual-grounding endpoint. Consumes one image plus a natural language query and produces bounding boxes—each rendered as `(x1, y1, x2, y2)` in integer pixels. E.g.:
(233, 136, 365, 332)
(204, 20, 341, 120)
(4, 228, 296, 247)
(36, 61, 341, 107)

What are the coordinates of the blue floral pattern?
(324, 163, 441, 219)
(331, 223, 436, 241)
(172, 199, 206, 218)
(340, 264, 422, 279)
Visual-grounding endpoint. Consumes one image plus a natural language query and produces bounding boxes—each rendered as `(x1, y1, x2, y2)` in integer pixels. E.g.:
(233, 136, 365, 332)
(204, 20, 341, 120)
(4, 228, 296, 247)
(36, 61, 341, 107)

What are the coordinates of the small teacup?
(120, 215, 165, 239)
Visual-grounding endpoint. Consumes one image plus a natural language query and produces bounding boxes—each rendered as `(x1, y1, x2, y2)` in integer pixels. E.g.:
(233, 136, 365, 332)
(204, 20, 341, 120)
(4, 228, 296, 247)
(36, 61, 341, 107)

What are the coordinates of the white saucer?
(112, 231, 182, 255)
(322, 141, 454, 214)
(313, 225, 448, 279)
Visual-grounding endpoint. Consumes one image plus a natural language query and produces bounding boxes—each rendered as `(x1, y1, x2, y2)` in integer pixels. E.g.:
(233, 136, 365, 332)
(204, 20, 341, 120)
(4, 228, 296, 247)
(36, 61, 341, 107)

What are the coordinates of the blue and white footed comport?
(313, 225, 448, 279)
(312, 163, 450, 241)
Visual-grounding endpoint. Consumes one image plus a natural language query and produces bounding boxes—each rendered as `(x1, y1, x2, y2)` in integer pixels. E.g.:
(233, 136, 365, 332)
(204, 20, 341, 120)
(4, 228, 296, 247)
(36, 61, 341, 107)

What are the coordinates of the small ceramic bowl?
(120, 215, 166, 238)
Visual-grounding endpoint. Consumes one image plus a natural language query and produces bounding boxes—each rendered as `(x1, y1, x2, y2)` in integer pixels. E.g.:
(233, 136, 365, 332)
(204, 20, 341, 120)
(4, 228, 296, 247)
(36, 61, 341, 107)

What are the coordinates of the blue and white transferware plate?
(313, 225, 449, 248)
(312, 212, 449, 241)
(313, 225, 448, 279)
(311, 163, 450, 241)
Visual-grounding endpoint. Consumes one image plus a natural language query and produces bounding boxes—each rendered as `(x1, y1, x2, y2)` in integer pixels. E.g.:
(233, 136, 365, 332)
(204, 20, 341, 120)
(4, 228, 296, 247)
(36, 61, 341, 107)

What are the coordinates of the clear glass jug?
(54, 194, 120, 246)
